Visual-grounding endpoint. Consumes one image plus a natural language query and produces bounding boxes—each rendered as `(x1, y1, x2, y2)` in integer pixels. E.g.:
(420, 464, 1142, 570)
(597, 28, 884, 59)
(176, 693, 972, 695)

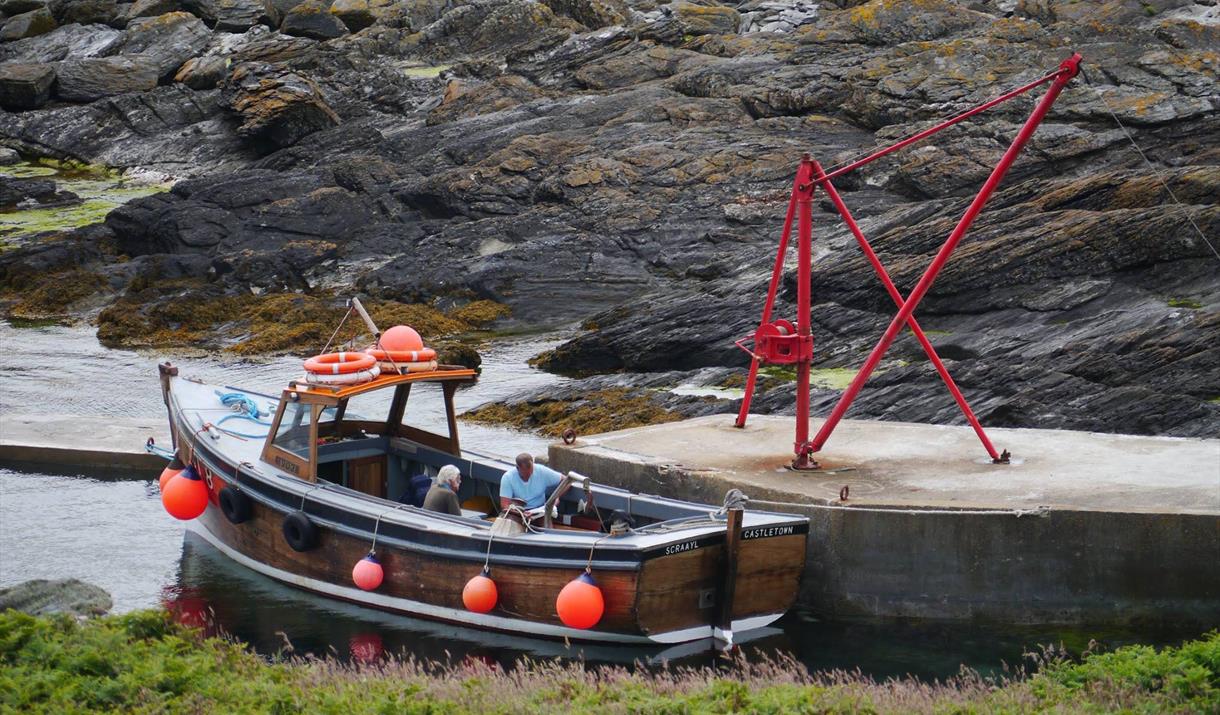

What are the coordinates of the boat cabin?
(253, 366, 698, 532)
(262, 367, 479, 494)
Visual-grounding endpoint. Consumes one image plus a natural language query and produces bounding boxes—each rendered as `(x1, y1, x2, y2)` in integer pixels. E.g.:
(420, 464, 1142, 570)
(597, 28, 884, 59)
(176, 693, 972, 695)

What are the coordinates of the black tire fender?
(282, 510, 319, 552)
(218, 486, 252, 524)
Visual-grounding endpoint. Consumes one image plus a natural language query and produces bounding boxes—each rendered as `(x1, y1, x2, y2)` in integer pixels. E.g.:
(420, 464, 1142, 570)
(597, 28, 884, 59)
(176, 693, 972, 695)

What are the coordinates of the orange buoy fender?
(159, 456, 185, 491)
(367, 347, 437, 363)
(352, 553, 384, 591)
(381, 325, 423, 352)
(349, 633, 384, 664)
(162, 467, 209, 520)
(303, 351, 377, 375)
(556, 571, 604, 629)
(462, 568, 498, 613)
(373, 360, 437, 375)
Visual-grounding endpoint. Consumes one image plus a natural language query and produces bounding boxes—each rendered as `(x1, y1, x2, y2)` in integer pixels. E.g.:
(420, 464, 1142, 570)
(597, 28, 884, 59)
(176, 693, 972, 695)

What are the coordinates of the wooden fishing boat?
(154, 334, 807, 645)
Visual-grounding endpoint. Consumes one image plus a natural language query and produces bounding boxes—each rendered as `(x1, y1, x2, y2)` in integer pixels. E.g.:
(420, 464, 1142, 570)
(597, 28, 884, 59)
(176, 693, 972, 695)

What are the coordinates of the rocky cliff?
(1, 0, 1216, 437)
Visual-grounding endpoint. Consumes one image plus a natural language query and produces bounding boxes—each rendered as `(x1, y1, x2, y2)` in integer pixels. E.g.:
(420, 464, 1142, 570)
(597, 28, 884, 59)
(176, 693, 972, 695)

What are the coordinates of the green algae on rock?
(0, 159, 170, 244)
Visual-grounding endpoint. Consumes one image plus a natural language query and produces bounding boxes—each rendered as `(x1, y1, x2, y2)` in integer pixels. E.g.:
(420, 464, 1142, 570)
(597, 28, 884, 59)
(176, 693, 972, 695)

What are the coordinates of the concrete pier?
(551, 415, 1220, 627)
(0, 414, 170, 471)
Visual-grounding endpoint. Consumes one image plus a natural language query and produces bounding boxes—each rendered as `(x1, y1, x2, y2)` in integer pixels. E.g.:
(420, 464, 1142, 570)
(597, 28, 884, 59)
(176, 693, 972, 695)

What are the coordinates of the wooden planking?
(731, 534, 805, 619)
(635, 544, 723, 634)
(196, 478, 643, 634)
(347, 455, 386, 498)
(634, 532, 806, 634)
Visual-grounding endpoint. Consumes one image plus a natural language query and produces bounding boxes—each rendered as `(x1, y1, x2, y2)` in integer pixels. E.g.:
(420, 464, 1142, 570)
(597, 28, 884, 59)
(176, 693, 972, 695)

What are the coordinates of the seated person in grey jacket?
(422, 464, 462, 516)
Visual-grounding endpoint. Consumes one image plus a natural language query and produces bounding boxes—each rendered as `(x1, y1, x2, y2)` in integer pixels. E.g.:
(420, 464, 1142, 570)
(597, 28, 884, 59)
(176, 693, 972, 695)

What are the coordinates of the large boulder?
(182, 0, 278, 30)
(0, 6, 57, 39)
(0, 579, 113, 617)
(0, 22, 124, 64)
(56, 54, 161, 101)
(0, 63, 56, 110)
(173, 54, 227, 88)
(214, 0, 279, 30)
(280, 0, 347, 39)
(121, 11, 210, 79)
(221, 62, 340, 150)
(328, 0, 392, 32)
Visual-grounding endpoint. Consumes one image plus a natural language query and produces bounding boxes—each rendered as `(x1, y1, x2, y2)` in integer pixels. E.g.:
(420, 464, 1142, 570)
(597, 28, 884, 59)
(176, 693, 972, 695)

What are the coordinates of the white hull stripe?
(188, 522, 783, 644)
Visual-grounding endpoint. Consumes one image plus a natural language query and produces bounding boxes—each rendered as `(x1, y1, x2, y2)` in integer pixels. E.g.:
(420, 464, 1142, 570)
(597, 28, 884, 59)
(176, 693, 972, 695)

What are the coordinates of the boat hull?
(165, 374, 807, 645)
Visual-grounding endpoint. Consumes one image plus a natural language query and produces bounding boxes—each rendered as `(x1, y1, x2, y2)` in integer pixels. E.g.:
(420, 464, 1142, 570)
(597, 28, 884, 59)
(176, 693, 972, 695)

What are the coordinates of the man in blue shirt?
(500, 453, 569, 512)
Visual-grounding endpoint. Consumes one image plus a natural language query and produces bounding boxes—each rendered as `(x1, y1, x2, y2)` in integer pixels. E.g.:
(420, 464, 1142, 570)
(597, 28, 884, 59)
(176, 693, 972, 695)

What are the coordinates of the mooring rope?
(1079, 68, 1218, 262)
(747, 497, 1050, 518)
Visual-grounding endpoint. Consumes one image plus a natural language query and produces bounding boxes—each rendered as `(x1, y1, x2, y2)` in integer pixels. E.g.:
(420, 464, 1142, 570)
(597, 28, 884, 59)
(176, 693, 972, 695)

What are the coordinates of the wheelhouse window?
(273, 402, 313, 457)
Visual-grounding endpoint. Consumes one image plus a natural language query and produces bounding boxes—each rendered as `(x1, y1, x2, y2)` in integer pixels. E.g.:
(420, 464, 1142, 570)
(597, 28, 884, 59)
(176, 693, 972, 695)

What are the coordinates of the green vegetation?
(2, 610, 1217, 714)
(1168, 298, 1203, 309)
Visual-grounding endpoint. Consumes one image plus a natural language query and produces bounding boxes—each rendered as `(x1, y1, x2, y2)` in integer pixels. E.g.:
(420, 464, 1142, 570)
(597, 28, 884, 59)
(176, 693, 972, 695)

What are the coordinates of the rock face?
(0, 63, 56, 110)
(173, 55, 227, 88)
(221, 62, 340, 150)
(673, 1, 740, 35)
(1, 0, 1218, 441)
(56, 55, 161, 101)
(0, 6, 57, 39)
(0, 579, 113, 617)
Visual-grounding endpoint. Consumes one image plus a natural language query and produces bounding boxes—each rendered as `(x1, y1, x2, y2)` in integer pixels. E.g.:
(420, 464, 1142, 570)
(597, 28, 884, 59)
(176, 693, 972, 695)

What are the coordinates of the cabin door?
(348, 455, 387, 499)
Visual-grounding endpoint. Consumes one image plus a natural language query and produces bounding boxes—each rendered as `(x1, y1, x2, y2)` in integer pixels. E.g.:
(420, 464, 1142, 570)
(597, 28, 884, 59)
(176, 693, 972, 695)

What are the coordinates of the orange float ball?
(381, 325, 423, 352)
(159, 457, 186, 491)
(462, 569, 498, 613)
(161, 469, 209, 520)
(352, 554, 384, 591)
(556, 571, 604, 629)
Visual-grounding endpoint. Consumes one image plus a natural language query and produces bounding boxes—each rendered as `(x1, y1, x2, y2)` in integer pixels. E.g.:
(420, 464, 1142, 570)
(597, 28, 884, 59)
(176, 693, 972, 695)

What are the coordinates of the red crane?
(734, 54, 1083, 470)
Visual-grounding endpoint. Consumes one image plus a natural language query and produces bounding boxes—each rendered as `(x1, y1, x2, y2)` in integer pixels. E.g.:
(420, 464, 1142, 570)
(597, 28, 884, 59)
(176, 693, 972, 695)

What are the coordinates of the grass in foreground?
(1, 610, 1217, 714)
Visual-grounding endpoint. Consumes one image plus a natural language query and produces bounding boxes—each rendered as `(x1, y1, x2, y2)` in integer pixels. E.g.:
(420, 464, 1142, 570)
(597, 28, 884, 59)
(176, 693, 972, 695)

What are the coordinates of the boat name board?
(742, 525, 796, 540)
(658, 524, 799, 556)
(274, 455, 300, 475)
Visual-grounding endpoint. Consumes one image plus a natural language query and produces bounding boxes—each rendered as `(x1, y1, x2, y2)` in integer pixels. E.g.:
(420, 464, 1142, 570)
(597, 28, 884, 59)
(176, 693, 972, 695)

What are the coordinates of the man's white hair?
(437, 464, 461, 488)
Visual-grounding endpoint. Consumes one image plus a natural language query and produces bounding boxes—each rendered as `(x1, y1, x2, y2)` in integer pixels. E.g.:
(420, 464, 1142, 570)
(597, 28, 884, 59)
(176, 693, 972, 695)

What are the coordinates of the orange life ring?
(376, 360, 437, 374)
(367, 347, 437, 363)
(303, 351, 377, 375)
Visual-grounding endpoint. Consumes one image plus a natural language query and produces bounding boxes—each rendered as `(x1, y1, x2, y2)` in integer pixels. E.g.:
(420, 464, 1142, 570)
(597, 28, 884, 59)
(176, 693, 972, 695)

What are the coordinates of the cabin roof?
(287, 366, 478, 402)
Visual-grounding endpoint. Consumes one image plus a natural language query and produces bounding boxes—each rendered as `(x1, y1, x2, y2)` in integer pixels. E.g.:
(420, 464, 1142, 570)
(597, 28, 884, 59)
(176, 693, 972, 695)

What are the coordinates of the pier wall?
(551, 439, 1220, 628)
